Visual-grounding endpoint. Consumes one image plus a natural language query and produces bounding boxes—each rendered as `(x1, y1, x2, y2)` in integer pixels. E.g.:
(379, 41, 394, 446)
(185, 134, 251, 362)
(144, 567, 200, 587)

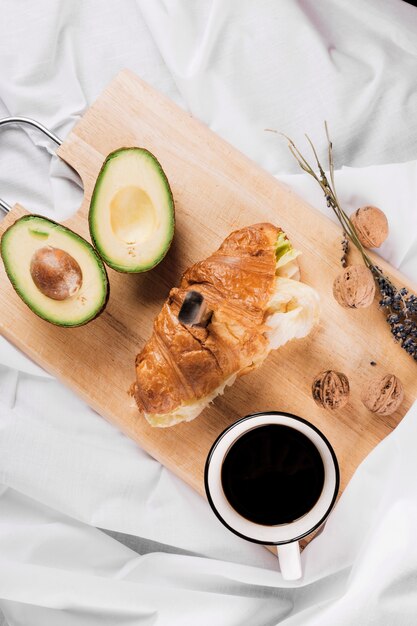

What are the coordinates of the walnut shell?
(333, 265, 375, 309)
(350, 206, 388, 248)
(312, 370, 350, 410)
(361, 374, 404, 416)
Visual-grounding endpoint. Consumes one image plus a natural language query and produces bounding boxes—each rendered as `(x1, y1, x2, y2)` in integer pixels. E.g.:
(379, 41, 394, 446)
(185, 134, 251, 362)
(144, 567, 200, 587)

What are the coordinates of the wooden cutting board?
(1, 70, 416, 548)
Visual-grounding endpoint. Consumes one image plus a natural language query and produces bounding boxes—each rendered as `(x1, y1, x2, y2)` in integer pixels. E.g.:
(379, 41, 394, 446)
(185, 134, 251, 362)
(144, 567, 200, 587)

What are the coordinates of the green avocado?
(89, 148, 175, 273)
(1, 215, 109, 327)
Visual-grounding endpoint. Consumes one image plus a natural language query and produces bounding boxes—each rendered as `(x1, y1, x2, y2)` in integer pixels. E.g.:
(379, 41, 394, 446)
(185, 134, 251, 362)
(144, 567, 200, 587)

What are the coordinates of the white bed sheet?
(1, 1, 417, 624)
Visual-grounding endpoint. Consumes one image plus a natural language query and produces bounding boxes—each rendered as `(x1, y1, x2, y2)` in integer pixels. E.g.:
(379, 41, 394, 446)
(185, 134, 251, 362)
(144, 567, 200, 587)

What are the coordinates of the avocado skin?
(1, 215, 110, 327)
(89, 147, 175, 273)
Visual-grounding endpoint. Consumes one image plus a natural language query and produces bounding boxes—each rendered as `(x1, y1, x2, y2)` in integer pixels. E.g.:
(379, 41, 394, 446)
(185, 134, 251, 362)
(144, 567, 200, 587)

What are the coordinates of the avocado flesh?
(1, 215, 109, 327)
(89, 148, 175, 273)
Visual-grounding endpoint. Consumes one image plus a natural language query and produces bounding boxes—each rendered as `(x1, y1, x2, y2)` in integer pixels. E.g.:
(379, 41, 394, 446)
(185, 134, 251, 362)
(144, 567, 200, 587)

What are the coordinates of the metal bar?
(0, 116, 62, 146)
(0, 116, 63, 214)
(0, 198, 12, 213)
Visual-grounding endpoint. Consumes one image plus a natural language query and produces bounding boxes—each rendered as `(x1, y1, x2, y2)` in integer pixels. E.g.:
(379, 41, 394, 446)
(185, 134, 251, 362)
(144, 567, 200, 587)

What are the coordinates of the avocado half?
(89, 148, 175, 273)
(1, 215, 109, 327)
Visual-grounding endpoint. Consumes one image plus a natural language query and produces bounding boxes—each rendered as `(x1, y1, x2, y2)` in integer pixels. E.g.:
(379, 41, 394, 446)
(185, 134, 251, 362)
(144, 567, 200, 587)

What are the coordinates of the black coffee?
(221, 424, 325, 526)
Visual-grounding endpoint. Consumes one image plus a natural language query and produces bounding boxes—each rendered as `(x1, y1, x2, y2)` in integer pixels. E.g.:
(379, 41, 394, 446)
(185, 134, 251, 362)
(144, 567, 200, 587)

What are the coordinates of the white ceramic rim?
(204, 412, 340, 545)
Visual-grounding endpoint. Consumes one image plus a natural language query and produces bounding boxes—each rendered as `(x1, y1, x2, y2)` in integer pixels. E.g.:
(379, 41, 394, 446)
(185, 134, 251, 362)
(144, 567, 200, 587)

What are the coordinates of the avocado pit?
(30, 246, 83, 301)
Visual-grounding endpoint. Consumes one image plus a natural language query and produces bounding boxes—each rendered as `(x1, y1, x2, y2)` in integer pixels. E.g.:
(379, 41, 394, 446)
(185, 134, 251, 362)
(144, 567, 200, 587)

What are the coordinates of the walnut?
(312, 370, 350, 410)
(350, 206, 388, 249)
(333, 265, 375, 308)
(361, 374, 404, 416)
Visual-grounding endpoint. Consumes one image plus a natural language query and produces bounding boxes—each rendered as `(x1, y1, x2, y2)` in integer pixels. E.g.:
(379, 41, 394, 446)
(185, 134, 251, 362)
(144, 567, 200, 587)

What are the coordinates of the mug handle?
(277, 541, 302, 580)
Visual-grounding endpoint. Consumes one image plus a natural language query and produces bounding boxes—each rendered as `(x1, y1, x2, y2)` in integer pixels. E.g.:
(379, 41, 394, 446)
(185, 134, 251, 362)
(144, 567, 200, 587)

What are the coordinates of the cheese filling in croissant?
(134, 224, 320, 427)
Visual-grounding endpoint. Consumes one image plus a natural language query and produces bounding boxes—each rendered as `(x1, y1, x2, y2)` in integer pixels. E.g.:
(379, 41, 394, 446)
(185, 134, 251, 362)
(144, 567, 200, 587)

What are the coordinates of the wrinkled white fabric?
(1, 1, 417, 624)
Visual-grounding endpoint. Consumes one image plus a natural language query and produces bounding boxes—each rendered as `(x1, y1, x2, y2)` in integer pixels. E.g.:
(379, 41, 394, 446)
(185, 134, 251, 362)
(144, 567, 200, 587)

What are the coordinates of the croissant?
(134, 223, 320, 427)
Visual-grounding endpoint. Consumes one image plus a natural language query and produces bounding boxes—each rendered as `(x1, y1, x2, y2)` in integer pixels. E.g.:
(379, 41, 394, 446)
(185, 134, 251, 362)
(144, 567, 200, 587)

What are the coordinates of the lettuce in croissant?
(133, 223, 320, 427)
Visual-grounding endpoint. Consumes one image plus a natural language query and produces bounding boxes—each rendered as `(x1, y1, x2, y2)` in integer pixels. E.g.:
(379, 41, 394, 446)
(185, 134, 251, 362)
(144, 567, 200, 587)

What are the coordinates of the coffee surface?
(221, 424, 325, 526)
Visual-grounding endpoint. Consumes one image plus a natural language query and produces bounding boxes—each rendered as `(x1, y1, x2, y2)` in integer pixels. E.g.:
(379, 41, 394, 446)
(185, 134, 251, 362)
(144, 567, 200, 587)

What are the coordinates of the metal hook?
(0, 117, 63, 214)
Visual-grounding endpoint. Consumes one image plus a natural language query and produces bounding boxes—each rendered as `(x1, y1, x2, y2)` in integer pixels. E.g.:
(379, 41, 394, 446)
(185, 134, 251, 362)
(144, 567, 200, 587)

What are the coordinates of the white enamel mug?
(204, 412, 340, 581)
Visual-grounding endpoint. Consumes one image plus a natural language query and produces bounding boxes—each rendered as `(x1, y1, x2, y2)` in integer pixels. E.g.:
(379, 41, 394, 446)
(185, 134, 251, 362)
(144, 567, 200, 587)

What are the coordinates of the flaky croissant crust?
(134, 223, 280, 416)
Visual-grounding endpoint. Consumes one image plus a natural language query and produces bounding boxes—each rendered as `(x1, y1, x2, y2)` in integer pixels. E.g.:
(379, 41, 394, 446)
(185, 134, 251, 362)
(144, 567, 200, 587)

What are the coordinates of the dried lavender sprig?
(283, 132, 369, 265)
(282, 124, 417, 361)
(341, 233, 349, 268)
